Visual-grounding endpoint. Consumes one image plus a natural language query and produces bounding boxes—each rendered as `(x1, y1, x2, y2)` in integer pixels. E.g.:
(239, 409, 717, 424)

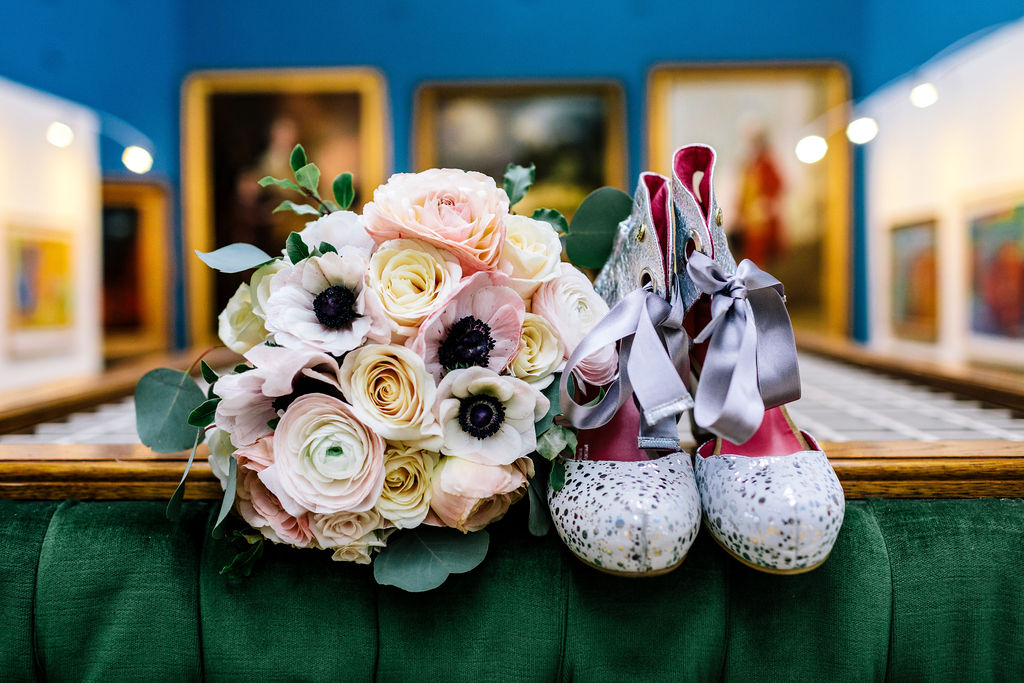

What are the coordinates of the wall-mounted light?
(846, 117, 879, 144)
(122, 145, 153, 174)
(46, 121, 74, 148)
(910, 82, 939, 108)
(795, 135, 828, 164)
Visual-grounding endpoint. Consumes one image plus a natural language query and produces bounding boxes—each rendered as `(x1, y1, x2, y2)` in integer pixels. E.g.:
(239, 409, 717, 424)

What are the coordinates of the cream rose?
(497, 215, 563, 298)
(363, 168, 509, 272)
(207, 428, 235, 489)
(368, 239, 463, 340)
(434, 367, 548, 466)
(249, 259, 287, 321)
(310, 508, 384, 549)
(375, 442, 439, 528)
(218, 283, 268, 354)
(258, 394, 385, 515)
(509, 313, 565, 388)
(338, 344, 444, 450)
(428, 456, 533, 533)
(329, 528, 393, 564)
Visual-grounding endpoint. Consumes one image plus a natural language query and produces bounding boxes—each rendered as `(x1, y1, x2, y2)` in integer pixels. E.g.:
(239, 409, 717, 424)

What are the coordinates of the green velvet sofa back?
(1, 498, 1022, 681)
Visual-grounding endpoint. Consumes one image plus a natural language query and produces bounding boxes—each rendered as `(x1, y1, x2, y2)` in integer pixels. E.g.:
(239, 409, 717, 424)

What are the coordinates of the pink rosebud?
(428, 456, 534, 533)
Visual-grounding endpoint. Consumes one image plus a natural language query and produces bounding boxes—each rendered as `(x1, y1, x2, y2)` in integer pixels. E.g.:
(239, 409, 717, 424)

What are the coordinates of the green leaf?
(534, 374, 561, 437)
(373, 527, 489, 592)
(258, 175, 303, 193)
(322, 199, 341, 213)
(566, 187, 633, 269)
(211, 457, 237, 539)
(195, 243, 274, 274)
(294, 163, 321, 196)
(536, 424, 578, 461)
(199, 360, 218, 385)
(273, 200, 321, 216)
(220, 536, 265, 579)
(318, 242, 338, 255)
(527, 478, 551, 537)
(333, 172, 355, 210)
(187, 397, 220, 428)
(135, 368, 205, 452)
(289, 144, 307, 173)
(550, 460, 566, 492)
(166, 428, 202, 520)
(267, 417, 280, 430)
(503, 163, 535, 208)
(234, 363, 253, 374)
(531, 208, 569, 235)
(286, 231, 310, 264)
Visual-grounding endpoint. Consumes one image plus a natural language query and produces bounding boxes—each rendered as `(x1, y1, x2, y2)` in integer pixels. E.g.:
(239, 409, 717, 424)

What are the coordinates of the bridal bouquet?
(135, 146, 625, 591)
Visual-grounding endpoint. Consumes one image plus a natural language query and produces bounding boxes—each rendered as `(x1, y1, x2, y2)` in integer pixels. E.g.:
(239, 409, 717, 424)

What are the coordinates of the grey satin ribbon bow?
(559, 284, 693, 450)
(686, 251, 801, 444)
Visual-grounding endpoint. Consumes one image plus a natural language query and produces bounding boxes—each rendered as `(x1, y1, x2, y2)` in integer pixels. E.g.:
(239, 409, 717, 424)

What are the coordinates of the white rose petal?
(218, 283, 268, 354)
(497, 215, 564, 298)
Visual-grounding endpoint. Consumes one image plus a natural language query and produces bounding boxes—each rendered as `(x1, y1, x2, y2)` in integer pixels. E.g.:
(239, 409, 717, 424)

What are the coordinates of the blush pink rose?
(427, 456, 534, 532)
(363, 169, 509, 272)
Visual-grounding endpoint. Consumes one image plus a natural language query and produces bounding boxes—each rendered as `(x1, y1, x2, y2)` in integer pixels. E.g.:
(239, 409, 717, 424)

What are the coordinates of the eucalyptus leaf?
(527, 479, 551, 537)
(289, 144, 307, 173)
(187, 397, 220, 428)
(166, 429, 202, 520)
(333, 172, 355, 210)
(534, 374, 561, 437)
(258, 175, 303, 193)
(550, 459, 566, 492)
(286, 231, 310, 263)
(531, 208, 569, 235)
(220, 537, 265, 578)
(195, 243, 274, 274)
(536, 424, 578, 461)
(373, 527, 489, 592)
(273, 200, 321, 216)
(135, 368, 205, 452)
(294, 163, 321, 195)
(211, 457, 237, 539)
(566, 187, 633, 269)
(503, 162, 535, 208)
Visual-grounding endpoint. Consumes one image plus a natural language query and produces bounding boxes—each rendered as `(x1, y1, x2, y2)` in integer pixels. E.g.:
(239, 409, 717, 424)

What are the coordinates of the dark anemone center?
(313, 285, 358, 329)
(457, 394, 505, 439)
(271, 375, 346, 414)
(438, 316, 495, 372)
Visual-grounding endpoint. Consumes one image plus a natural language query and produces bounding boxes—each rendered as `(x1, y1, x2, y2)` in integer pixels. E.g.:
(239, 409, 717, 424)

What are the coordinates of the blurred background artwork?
(970, 202, 1024, 341)
(648, 64, 850, 335)
(7, 227, 74, 355)
(890, 220, 938, 342)
(183, 68, 389, 344)
(415, 82, 626, 218)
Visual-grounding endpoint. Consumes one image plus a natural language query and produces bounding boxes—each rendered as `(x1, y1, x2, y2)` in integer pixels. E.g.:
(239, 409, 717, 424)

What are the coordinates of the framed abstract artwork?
(182, 68, 390, 344)
(6, 226, 75, 358)
(968, 200, 1024, 343)
(414, 80, 626, 218)
(889, 220, 939, 342)
(648, 63, 851, 335)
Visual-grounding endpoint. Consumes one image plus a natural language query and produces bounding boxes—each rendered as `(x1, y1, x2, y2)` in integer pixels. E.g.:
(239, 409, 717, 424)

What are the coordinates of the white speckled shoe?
(548, 172, 700, 577)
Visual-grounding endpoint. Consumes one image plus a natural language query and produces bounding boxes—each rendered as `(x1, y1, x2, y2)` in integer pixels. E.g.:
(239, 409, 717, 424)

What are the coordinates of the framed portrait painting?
(414, 80, 626, 218)
(6, 226, 75, 358)
(648, 63, 851, 336)
(969, 200, 1024, 343)
(889, 220, 939, 342)
(183, 68, 390, 344)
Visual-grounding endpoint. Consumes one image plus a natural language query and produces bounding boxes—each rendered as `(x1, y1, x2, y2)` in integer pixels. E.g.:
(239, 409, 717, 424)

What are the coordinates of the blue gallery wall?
(1, 0, 1022, 344)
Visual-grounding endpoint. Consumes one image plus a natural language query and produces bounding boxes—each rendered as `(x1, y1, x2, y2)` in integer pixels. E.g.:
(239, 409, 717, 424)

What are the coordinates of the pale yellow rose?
(338, 344, 444, 450)
(310, 508, 384, 549)
(249, 259, 287, 321)
(368, 239, 462, 340)
(509, 313, 565, 388)
(218, 283, 268, 354)
(497, 215, 563, 298)
(330, 528, 394, 564)
(375, 442, 439, 528)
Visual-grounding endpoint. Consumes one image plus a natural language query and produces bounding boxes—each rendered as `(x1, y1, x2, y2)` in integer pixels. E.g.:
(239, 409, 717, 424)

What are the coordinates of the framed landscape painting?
(648, 63, 851, 336)
(183, 68, 390, 344)
(890, 220, 939, 342)
(414, 80, 626, 218)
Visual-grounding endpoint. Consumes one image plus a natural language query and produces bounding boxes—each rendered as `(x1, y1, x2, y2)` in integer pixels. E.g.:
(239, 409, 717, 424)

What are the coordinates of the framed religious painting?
(101, 182, 171, 360)
(182, 68, 390, 344)
(648, 63, 851, 336)
(6, 225, 75, 358)
(967, 196, 1024, 366)
(414, 80, 627, 218)
(889, 219, 939, 343)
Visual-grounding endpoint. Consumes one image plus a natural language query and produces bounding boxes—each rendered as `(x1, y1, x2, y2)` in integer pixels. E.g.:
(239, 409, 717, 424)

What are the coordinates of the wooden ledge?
(0, 441, 1021, 501)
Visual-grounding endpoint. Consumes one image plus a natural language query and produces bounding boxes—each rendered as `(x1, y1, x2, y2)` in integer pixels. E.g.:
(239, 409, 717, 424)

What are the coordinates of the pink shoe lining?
(673, 145, 715, 257)
(696, 407, 812, 459)
(643, 173, 672, 293)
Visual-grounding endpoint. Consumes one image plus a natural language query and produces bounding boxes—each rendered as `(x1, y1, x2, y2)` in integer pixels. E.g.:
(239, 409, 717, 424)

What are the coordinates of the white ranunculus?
(434, 367, 549, 466)
(375, 442, 439, 528)
(368, 239, 463, 340)
(338, 344, 444, 450)
(218, 283, 268, 354)
(509, 313, 565, 388)
(249, 259, 287, 321)
(497, 215, 563, 298)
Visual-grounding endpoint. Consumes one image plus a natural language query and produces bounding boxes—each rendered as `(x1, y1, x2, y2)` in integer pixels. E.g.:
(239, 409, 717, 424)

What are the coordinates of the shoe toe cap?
(548, 453, 701, 575)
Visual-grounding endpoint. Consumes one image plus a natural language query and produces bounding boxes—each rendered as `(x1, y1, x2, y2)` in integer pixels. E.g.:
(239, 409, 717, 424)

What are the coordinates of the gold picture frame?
(414, 79, 627, 217)
(102, 182, 171, 360)
(648, 62, 851, 336)
(182, 67, 390, 345)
